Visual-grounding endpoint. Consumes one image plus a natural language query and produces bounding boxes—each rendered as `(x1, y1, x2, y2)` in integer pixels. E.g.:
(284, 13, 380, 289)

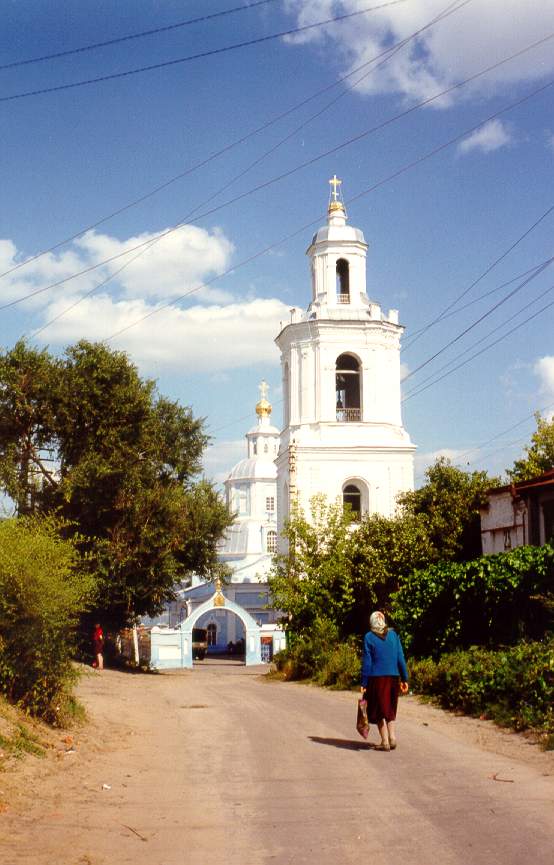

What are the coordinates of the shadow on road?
(309, 736, 373, 751)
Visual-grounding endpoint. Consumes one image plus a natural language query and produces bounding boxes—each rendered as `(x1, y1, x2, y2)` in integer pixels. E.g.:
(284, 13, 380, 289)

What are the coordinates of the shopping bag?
(356, 698, 369, 739)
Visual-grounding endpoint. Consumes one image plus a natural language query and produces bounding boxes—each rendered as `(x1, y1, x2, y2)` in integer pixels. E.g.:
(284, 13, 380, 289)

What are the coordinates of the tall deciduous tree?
(398, 457, 496, 562)
(0, 340, 232, 627)
(508, 412, 554, 482)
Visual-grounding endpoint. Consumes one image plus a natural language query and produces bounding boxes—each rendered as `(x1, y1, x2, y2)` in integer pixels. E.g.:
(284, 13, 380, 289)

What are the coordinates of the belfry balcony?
(337, 293, 350, 304)
(336, 407, 361, 422)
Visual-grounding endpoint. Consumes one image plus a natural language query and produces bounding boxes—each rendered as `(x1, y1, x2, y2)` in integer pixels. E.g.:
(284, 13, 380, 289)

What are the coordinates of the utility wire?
(0, 1, 405, 102)
(402, 259, 554, 384)
(403, 271, 554, 397)
(0, 0, 282, 71)
(402, 292, 554, 402)
(404, 203, 554, 349)
(102, 77, 554, 343)
(0, 2, 425, 283)
(28, 0, 468, 338)
(452, 402, 554, 465)
(9, 72, 553, 342)
(6, 35, 552, 316)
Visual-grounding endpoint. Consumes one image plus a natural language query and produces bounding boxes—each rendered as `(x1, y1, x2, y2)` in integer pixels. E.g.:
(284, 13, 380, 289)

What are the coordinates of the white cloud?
(40, 294, 290, 372)
(0, 224, 235, 311)
(458, 120, 511, 155)
(534, 356, 554, 409)
(284, 1, 554, 105)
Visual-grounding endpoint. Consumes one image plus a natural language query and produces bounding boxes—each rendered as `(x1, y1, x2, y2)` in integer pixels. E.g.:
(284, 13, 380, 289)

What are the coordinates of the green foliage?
(273, 617, 360, 688)
(508, 412, 554, 482)
(410, 639, 554, 735)
(269, 497, 355, 640)
(398, 457, 495, 561)
(391, 545, 554, 657)
(0, 340, 232, 627)
(0, 517, 96, 721)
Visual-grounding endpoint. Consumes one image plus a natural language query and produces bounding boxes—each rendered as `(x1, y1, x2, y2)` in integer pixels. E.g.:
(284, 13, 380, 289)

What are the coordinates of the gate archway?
(180, 583, 262, 668)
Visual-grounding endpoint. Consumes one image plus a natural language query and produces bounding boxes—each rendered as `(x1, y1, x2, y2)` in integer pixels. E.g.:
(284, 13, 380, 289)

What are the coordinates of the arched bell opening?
(336, 258, 350, 303)
(343, 483, 362, 522)
(335, 353, 361, 421)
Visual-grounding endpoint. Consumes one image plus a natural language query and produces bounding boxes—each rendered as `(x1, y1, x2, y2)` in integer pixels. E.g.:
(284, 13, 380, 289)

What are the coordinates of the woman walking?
(361, 610, 408, 751)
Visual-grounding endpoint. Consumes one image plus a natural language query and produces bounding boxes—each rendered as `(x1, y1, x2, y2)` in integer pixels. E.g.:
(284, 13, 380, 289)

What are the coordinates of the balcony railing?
(337, 293, 350, 304)
(336, 407, 361, 422)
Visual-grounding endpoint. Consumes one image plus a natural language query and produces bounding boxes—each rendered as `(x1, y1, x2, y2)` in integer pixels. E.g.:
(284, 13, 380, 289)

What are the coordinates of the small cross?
(259, 380, 269, 400)
(329, 174, 342, 202)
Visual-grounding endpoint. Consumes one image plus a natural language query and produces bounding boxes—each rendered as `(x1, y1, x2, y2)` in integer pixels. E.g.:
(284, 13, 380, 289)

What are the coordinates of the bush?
(273, 618, 361, 688)
(0, 517, 96, 722)
(410, 638, 554, 735)
(391, 545, 554, 657)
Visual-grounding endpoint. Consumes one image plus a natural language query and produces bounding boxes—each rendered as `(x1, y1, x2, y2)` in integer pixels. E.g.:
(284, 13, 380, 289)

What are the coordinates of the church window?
(267, 530, 277, 553)
(336, 354, 361, 421)
(264, 443, 269, 453)
(253, 442, 257, 455)
(207, 622, 217, 646)
(336, 259, 350, 303)
(343, 484, 362, 521)
(266, 496, 275, 513)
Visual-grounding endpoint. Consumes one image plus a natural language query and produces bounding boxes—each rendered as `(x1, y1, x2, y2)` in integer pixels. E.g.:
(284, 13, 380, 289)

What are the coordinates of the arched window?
(207, 622, 217, 646)
(343, 484, 362, 521)
(267, 530, 277, 553)
(336, 354, 361, 421)
(336, 259, 350, 303)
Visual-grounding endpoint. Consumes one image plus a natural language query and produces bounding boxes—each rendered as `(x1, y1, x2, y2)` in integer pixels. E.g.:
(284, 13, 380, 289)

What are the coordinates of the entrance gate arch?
(180, 585, 262, 668)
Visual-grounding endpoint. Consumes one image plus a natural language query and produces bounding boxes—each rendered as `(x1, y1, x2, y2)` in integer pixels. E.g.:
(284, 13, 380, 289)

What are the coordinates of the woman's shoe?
(389, 739, 397, 750)
(375, 742, 390, 751)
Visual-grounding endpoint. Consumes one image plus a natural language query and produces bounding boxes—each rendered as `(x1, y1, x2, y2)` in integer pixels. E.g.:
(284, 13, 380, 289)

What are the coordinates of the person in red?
(360, 610, 409, 751)
(92, 623, 104, 670)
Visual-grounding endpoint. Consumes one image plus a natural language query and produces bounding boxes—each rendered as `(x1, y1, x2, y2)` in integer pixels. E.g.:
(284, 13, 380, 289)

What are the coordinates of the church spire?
(328, 174, 346, 222)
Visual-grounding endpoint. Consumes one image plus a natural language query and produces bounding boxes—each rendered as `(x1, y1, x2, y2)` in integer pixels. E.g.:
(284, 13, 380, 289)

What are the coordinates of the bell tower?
(275, 177, 415, 538)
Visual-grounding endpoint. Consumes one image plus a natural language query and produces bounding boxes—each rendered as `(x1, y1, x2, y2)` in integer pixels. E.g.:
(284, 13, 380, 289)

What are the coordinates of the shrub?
(391, 545, 554, 657)
(315, 639, 360, 689)
(273, 618, 361, 688)
(410, 638, 554, 735)
(0, 517, 96, 722)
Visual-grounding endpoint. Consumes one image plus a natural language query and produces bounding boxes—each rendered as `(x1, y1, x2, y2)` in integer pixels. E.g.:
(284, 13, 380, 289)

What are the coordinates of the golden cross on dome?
(329, 174, 342, 202)
(259, 380, 269, 400)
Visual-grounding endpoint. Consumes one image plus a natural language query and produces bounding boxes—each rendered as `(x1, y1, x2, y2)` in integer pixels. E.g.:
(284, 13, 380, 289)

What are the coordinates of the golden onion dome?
(255, 397, 272, 417)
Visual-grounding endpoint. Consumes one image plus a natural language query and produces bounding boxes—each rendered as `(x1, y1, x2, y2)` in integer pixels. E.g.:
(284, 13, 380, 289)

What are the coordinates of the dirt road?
(1, 661, 553, 865)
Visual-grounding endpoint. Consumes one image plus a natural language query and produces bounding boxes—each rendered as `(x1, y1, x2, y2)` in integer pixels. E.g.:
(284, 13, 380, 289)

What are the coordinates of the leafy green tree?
(269, 496, 354, 640)
(398, 457, 496, 562)
(0, 340, 232, 627)
(508, 412, 554, 482)
(0, 516, 96, 720)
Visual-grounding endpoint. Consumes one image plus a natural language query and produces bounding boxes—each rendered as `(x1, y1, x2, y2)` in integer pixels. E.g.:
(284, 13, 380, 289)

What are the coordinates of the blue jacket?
(361, 629, 408, 687)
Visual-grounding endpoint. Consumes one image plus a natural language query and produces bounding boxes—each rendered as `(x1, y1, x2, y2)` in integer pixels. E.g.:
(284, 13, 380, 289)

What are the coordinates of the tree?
(508, 412, 554, 482)
(0, 340, 232, 628)
(398, 457, 496, 562)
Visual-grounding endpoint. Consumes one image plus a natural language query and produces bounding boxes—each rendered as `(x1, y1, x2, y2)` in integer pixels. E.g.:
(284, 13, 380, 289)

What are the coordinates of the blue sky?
(1, 0, 553, 488)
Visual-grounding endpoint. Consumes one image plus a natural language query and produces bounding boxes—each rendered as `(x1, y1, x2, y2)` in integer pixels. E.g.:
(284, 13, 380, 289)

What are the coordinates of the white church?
(149, 177, 415, 666)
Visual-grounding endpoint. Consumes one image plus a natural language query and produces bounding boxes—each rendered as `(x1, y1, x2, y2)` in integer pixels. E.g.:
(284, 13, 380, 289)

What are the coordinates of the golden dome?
(328, 200, 345, 213)
(255, 398, 272, 417)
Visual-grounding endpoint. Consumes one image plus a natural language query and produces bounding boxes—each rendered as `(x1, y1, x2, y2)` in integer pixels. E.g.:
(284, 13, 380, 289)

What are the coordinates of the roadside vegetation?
(270, 425, 554, 743)
(0, 340, 231, 730)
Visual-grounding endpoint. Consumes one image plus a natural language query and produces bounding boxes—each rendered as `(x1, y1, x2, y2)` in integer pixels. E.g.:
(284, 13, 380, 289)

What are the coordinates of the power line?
(0, 1, 282, 71)
(401, 256, 554, 385)
(28, 0, 469, 339)
(7, 37, 553, 317)
(403, 271, 554, 398)
(0, 0, 465, 286)
(0, 1, 406, 103)
(402, 292, 554, 402)
(404, 203, 554, 349)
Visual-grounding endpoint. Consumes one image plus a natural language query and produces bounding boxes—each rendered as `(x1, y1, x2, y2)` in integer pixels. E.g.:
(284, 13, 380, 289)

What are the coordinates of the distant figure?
(361, 610, 409, 751)
(92, 623, 104, 670)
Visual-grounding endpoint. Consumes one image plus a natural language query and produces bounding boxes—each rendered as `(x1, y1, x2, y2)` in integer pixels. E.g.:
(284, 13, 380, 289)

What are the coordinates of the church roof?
(226, 456, 277, 482)
(217, 523, 249, 555)
(310, 224, 366, 246)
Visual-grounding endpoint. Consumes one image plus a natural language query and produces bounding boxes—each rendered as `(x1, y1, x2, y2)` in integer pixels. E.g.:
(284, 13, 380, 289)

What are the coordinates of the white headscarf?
(369, 610, 387, 635)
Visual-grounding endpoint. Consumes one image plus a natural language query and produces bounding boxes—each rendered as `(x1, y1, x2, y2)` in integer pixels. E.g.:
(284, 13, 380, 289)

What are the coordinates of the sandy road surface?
(1, 661, 553, 865)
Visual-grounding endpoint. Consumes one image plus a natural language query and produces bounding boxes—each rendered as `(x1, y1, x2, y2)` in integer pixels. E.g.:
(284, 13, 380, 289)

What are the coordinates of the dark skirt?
(364, 676, 400, 723)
